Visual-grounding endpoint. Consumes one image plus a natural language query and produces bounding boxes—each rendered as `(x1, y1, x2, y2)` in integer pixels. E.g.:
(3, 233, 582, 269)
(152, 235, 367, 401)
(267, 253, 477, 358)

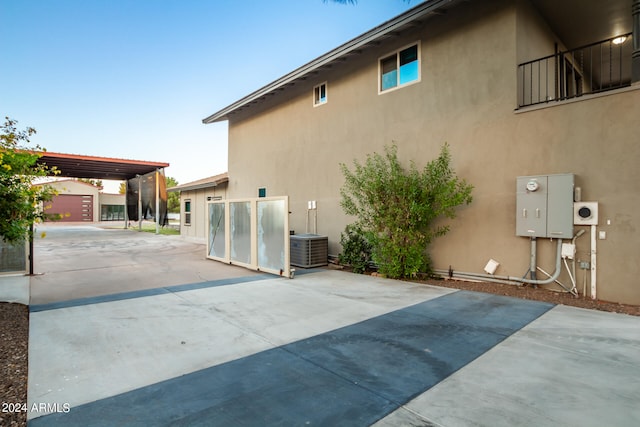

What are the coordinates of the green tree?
(340, 143, 473, 278)
(0, 117, 58, 243)
(78, 178, 103, 188)
(166, 176, 179, 213)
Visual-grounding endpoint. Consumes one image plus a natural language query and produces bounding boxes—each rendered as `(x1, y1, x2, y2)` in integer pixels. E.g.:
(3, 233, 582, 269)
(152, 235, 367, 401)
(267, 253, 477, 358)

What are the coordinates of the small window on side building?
(184, 200, 191, 225)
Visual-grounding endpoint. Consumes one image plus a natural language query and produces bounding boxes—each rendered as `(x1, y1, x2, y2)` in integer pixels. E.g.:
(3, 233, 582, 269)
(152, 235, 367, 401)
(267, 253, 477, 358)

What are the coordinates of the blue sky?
(1, 0, 422, 190)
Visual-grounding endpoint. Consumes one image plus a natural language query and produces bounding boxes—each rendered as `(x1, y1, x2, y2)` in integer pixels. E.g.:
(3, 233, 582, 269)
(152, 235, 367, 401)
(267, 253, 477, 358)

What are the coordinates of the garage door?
(46, 195, 93, 222)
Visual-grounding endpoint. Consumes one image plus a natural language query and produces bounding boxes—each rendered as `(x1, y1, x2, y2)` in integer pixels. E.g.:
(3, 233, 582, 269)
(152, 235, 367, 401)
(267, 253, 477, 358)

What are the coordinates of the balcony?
(517, 34, 633, 109)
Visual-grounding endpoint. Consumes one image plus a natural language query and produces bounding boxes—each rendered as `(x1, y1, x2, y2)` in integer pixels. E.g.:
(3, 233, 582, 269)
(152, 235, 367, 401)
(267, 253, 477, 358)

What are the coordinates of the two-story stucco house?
(203, 0, 640, 305)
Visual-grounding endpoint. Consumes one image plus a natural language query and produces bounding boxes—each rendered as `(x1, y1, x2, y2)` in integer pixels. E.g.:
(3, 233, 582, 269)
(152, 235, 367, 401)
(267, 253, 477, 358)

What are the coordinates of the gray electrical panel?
(516, 174, 574, 238)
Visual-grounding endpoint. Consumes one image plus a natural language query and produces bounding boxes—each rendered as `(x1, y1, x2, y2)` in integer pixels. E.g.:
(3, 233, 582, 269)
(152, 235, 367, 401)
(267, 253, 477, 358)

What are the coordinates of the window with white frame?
(379, 42, 420, 93)
(184, 199, 191, 225)
(313, 82, 327, 106)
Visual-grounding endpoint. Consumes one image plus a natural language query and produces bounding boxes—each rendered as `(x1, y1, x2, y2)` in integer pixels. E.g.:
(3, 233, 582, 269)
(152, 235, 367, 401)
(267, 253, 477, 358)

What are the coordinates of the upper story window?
(379, 42, 421, 93)
(313, 82, 327, 106)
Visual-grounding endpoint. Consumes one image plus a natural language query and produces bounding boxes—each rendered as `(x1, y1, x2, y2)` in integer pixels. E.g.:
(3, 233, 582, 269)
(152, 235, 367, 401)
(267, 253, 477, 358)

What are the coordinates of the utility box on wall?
(516, 174, 574, 238)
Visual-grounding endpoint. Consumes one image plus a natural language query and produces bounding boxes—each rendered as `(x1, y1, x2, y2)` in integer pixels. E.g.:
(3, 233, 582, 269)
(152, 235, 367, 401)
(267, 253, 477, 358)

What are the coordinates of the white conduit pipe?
(591, 224, 597, 299)
(434, 271, 520, 286)
(563, 258, 577, 293)
(571, 229, 586, 295)
(536, 265, 573, 294)
(433, 269, 517, 283)
(434, 239, 564, 286)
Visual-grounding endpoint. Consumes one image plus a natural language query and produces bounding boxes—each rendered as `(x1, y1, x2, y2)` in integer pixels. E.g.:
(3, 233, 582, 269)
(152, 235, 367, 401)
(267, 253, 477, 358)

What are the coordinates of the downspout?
(590, 224, 597, 299)
(435, 238, 565, 286)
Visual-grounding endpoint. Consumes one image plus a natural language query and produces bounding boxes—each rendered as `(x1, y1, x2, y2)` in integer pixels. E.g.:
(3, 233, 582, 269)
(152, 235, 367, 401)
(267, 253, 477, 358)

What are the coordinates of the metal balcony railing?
(518, 34, 633, 108)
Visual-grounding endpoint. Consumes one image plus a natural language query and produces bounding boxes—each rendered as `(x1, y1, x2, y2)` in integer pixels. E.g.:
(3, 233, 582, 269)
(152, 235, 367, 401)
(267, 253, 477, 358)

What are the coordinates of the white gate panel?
(207, 197, 290, 278)
(208, 202, 226, 259)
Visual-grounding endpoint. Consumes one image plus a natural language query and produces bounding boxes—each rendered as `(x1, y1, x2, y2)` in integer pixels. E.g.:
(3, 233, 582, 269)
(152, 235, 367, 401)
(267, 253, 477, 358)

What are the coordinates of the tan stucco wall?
(99, 193, 125, 206)
(224, 0, 640, 304)
(179, 183, 228, 242)
(99, 193, 125, 221)
(516, 0, 561, 63)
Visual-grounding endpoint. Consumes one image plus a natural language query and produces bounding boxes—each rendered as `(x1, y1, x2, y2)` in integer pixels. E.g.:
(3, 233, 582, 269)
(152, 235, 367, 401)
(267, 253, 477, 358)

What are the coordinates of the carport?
(3, 151, 170, 278)
(0, 152, 170, 303)
(36, 151, 170, 230)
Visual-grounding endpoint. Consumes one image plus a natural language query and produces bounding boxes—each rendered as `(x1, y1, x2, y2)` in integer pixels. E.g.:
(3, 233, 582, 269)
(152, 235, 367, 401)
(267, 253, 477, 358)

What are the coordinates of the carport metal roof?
(36, 152, 170, 180)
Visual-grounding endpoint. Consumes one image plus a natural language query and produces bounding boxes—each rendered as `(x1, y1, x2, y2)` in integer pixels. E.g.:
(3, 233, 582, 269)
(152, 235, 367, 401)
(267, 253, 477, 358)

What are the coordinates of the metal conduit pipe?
(529, 237, 537, 280)
(433, 268, 519, 283)
(432, 270, 520, 286)
(434, 239, 565, 286)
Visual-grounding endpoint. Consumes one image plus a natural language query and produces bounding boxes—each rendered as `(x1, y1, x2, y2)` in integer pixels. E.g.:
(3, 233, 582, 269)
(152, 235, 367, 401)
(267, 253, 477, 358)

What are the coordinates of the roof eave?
(167, 174, 229, 192)
(167, 181, 220, 192)
(202, 0, 453, 124)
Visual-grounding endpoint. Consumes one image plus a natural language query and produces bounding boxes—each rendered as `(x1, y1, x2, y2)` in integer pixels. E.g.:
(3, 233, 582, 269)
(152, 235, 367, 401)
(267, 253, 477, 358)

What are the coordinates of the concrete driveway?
(28, 225, 640, 426)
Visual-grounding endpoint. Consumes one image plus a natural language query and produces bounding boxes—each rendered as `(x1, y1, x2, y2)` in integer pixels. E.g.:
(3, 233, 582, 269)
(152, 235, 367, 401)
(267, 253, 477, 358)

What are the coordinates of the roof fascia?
(167, 177, 229, 193)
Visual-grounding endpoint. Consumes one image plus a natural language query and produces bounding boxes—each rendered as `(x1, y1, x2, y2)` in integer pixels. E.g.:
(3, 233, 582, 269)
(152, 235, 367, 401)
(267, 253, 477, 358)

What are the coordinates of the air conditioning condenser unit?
(290, 234, 328, 268)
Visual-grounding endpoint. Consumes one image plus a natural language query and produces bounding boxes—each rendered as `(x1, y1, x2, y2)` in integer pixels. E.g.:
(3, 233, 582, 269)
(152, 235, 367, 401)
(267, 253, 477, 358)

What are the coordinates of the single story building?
(167, 173, 228, 242)
(39, 179, 125, 222)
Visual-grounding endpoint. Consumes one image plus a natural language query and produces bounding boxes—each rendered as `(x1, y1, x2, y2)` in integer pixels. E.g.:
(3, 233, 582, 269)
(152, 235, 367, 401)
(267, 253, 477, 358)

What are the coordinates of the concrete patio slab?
(30, 225, 259, 305)
(374, 305, 640, 427)
(26, 225, 640, 426)
(28, 270, 454, 420)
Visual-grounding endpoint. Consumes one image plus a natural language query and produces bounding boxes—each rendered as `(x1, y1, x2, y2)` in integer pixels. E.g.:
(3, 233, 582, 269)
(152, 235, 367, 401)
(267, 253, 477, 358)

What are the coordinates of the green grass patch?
(133, 223, 180, 235)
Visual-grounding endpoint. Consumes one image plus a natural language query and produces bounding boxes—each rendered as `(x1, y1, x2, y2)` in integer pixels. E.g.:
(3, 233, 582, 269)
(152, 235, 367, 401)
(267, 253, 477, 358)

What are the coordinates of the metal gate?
(207, 196, 291, 278)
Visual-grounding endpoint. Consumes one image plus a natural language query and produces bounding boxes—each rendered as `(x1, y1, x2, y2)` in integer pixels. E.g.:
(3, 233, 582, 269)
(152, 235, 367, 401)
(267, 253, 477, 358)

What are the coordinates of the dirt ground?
(0, 303, 28, 427)
(0, 274, 637, 427)
(415, 277, 640, 316)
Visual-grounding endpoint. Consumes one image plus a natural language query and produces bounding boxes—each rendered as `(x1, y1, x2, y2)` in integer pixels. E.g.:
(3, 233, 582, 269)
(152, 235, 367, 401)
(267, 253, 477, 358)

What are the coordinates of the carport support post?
(138, 175, 143, 231)
(155, 169, 160, 235)
(29, 222, 34, 275)
(124, 185, 129, 229)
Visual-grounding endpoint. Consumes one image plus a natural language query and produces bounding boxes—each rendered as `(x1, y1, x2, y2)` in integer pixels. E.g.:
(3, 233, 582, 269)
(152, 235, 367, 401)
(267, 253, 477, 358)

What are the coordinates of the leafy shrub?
(338, 224, 373, 274)
(1, 117, 58, 243)
(339, 143, 473, 279)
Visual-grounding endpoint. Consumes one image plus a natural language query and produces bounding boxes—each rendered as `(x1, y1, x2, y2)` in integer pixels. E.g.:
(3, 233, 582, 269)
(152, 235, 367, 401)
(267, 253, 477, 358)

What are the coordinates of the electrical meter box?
(516, 174, 574, 238)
